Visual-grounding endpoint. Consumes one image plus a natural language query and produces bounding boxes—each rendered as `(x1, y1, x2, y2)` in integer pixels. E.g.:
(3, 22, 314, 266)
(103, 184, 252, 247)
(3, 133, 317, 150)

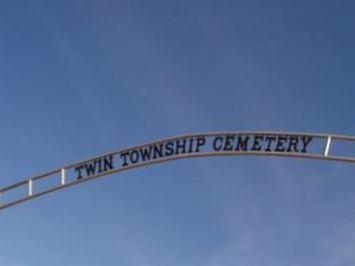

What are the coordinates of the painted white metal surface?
(0, 131, 354, 211)
(324, 136, 332, 156)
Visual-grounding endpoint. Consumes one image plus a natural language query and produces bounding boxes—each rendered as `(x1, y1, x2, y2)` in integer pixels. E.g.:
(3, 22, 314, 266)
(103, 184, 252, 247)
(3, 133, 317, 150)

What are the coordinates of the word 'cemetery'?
(74, 134, 313, 180)
(2, 131, 355, 211)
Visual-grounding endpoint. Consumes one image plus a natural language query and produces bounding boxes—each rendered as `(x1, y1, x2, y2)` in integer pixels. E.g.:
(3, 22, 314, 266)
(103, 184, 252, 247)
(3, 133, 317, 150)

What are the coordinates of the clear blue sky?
(0, 1, 354, 265)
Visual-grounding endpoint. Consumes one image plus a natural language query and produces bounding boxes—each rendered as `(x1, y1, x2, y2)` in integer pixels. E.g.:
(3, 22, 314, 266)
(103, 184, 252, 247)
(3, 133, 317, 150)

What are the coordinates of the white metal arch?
(0, 131, 354, 211)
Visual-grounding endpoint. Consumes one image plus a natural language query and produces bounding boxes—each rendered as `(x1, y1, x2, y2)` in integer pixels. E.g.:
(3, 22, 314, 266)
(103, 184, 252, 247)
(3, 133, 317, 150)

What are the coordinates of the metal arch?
(0, 131, 354, 211)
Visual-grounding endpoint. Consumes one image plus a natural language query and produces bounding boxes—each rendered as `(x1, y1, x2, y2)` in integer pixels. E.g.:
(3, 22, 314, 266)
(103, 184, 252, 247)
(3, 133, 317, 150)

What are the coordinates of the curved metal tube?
(0, 131, 354, 211)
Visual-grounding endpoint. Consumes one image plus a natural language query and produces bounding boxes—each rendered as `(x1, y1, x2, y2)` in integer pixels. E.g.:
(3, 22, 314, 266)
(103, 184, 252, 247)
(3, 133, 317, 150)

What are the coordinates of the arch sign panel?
(0, 131, 354, 211)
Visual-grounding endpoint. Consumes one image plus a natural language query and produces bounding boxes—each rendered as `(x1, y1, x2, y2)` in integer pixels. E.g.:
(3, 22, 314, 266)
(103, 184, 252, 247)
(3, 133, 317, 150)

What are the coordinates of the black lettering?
(120, 151, 130, 167)
(213, 136, 223, 151)
(195, 137, 206, 152)
(153, 143, 164, 159)
(97, 158, 103, 173)
(223, 135, 235, 151)
(275, 136, 287, 152)
(85, 161, 97, 176)
(75, 165, 84, 180)
(301, 136, 313, 153)
(130, 150, 139, 164)
(165, 141, 175, 156)
(175, 139, 187, 155)
(139, 146, 152, 161)
(251, 135, 264, 151)
(188, 138, 194, 153)
(103, 155, 114, 171)
(265, 136, 276, 152)
(235, 136, 249, 151)
(287, 136, 299, 152)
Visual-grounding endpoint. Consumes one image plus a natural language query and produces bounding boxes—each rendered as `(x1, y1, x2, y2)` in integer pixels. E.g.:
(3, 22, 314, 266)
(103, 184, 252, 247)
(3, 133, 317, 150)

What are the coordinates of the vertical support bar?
(324, 136, 332, 156)
(0, 192, 2, 206)
(28, 179, 33, 196)
(61, 168, 66, 186)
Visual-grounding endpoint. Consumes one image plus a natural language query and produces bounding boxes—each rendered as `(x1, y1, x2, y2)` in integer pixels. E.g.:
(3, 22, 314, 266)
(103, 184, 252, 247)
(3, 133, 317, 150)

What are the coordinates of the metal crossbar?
(0, 131, 354, 211)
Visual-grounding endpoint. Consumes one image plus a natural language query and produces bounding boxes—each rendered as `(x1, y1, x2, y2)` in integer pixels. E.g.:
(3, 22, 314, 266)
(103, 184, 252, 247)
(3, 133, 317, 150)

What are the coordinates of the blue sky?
(0, 0, 354, 265)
